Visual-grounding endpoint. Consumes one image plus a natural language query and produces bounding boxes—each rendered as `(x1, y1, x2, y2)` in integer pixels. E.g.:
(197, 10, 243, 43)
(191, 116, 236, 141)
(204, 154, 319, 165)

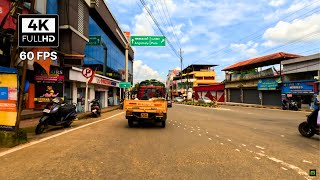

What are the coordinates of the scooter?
(298, 113, 320, 138)
(282, 101, 299, 111)
(90, 99, 101, 117)
(35, 97, 77, 135)
(119, 99, 124, 109)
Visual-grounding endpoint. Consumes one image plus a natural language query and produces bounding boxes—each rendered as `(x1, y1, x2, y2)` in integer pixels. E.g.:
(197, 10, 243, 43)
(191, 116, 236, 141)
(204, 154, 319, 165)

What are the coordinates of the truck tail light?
(154, 104, 162, 106)
(126, 111, 133, 116)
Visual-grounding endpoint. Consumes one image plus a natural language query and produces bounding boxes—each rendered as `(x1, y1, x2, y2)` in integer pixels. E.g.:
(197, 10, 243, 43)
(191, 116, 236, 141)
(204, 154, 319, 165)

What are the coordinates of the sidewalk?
(217, 102, 312, 112)
(20, 105, 120, 128)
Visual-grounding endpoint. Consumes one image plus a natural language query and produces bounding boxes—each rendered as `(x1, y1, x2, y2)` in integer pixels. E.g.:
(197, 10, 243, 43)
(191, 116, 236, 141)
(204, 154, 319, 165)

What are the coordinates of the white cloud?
(263, 13, 320, 47)
(269, 0, 286, 7)
(188, 19, 193, 26)
(120, 24, 130, 32)
(175, 67, 181, 70)
(133, 60, 163, 83)
(180, 36, 189, 44)
(230, 41, 259, 58)
(143, 51, 173, 59)
(183, 46, 199, 54)
(133, 4, 155, 35)
(264, 0, 320, 21)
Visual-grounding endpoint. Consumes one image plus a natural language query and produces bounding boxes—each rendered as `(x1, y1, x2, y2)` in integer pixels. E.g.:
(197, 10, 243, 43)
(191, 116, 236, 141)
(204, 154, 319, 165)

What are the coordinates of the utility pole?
(180, 48, 182, 97)
(15, 0, 35, 131)
(125, 43, 129, 99)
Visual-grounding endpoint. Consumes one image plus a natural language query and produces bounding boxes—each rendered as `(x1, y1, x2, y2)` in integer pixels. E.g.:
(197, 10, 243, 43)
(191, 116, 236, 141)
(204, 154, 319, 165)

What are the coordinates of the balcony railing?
(226, 68, 280, 82)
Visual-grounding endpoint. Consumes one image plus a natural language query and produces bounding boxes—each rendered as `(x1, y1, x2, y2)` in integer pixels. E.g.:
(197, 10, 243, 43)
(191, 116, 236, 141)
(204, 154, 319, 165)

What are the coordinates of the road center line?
(254, 157, 261, 160)
(235, 149, 240, 152)
(302, 160, 312, 164)
(256, 145, 265, 150)
(281, 167, 288, 171)
(0, 112, 124, 158)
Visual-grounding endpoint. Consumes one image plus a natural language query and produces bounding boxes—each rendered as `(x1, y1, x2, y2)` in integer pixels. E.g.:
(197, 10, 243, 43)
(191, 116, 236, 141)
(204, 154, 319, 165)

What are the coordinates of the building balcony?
(226, 68, 280, 82)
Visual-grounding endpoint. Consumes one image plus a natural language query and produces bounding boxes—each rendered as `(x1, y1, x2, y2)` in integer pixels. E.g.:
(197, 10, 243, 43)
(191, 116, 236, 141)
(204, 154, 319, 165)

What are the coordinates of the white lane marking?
(0, 112, 124, 157)
(199, 134, 201, 136)
(220, 143, 224, 145)
(216, 135, 220, 138)
(227, 139, 232, 142)
(281, 135, 285, 137)
(242, 144, 246, 147)
(302, 160, 312, 164)
(260, 150, 265, 153)
(256, 145, 265, 150)
(255, 157, 261, 160)
(281, 167, 288, 171)
(208, 138, 212, 140)
(235, 149, 240, 152)
(256, 153, 265, 157)
(267, 157, 308, 177)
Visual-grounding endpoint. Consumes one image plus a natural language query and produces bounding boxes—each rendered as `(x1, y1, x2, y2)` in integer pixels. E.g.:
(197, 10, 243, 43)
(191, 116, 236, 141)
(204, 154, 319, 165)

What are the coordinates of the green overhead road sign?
(130, 36, 166, 46)
(119, 82, 131, 88)
(87, 36, 101, 45)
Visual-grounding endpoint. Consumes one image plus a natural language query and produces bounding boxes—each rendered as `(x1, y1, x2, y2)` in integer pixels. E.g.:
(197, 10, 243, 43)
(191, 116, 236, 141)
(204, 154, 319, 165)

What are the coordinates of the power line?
(151, 0, 179, 50)
(191, 0, 320, 63)
(139, 0, 179, 57)
(135, 0, 177, 58)
(161, 0, 182, 48)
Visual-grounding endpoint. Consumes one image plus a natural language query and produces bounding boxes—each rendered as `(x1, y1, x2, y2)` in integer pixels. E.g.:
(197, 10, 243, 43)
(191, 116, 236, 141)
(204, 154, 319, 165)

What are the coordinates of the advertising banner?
(34, 68, 64, 103)
(281, 81, 315, 94)
(258, 78, 280, 90)
(0, 73, 18, 131)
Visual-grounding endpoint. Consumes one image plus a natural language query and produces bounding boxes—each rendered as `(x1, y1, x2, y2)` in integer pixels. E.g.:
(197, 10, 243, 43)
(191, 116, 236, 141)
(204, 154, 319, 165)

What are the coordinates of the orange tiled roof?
(222, 52, 302, 71)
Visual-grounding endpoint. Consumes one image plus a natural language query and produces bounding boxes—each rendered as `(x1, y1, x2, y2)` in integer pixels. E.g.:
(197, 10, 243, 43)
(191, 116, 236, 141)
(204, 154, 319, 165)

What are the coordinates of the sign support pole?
(125, 43, 129, 100)
(85, 80, 89, 112)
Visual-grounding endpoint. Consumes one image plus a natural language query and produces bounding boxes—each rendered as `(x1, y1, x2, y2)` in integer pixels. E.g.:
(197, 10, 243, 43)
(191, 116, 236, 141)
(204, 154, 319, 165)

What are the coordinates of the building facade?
(171, 64, 217, 99)
(223, 52, 301, 106)
(0, 0, 134, 112)
(281, 53, 320, 109)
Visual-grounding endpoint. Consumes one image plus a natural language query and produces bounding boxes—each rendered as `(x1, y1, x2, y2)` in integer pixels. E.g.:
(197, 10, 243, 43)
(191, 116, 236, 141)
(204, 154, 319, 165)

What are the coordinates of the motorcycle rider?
(309, 94, 319, 128)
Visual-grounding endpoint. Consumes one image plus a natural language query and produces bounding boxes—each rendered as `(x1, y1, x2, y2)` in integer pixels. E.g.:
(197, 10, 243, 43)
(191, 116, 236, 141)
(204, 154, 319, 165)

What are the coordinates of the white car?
(174, 97, 184, 102)
(198, 97, 212, 104)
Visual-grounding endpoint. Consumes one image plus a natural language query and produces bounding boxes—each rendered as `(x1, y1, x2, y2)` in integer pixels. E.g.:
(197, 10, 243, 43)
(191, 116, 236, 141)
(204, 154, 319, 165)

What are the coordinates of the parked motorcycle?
(35, 97, 77, 135)
(298, 113, 320, 138)
(282, 100, 299, 111)
(90, 99, 101, 117)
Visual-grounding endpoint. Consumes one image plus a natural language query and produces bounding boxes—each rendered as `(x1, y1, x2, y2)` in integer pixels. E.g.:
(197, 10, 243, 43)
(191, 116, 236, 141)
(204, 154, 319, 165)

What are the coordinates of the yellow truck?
(123, 98, 167, 128)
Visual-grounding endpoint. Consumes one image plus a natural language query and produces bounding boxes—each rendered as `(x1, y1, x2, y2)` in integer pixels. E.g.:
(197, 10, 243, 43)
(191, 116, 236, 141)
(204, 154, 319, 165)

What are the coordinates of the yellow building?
(172, 64, 217, 98)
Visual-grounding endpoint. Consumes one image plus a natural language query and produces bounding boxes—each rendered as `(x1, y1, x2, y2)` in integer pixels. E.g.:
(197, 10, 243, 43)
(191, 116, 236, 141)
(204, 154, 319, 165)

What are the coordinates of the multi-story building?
(222, 52, 301, 106)
(281, 53, 320, 110)
(0, 0, 134, 112)
(166, 69, 179, 98)
(172, 64, 217, 99)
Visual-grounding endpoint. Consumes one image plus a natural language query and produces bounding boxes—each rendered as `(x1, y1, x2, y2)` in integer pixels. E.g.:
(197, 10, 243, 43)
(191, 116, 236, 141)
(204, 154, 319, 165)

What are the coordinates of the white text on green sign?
(130, 36, 166, 46)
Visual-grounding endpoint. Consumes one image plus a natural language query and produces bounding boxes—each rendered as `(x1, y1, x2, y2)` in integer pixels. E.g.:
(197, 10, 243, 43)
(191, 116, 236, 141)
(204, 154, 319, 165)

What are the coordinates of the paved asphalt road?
(0, 105, 319, 180)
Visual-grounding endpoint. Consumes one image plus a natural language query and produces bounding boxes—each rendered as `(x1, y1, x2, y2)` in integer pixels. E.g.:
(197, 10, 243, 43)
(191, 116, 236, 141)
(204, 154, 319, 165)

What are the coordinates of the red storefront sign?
(35, 75, 64, 82)
(0, 0, 30, 30)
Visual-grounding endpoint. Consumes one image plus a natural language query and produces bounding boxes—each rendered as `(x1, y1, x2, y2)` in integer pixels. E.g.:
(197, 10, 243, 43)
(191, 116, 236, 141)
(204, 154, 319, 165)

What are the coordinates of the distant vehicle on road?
(198, 97, 212, 104)
(174, 97, 184, 102)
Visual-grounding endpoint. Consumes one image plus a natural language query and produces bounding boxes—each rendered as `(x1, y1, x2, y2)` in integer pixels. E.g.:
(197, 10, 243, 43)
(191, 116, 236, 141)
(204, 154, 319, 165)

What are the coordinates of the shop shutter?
(243, 89, 260, 104)
(262, 91, 281, 106)
(230, 89, 241, 103)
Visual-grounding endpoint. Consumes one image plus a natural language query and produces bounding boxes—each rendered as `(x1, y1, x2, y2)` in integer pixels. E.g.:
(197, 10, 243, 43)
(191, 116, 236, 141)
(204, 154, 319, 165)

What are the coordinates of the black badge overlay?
(18, 14, 59, 47)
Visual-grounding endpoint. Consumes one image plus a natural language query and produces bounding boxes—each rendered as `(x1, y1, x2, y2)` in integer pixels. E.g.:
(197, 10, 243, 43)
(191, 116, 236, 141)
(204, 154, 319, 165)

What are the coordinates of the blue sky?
(104, 0, 320, 83)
